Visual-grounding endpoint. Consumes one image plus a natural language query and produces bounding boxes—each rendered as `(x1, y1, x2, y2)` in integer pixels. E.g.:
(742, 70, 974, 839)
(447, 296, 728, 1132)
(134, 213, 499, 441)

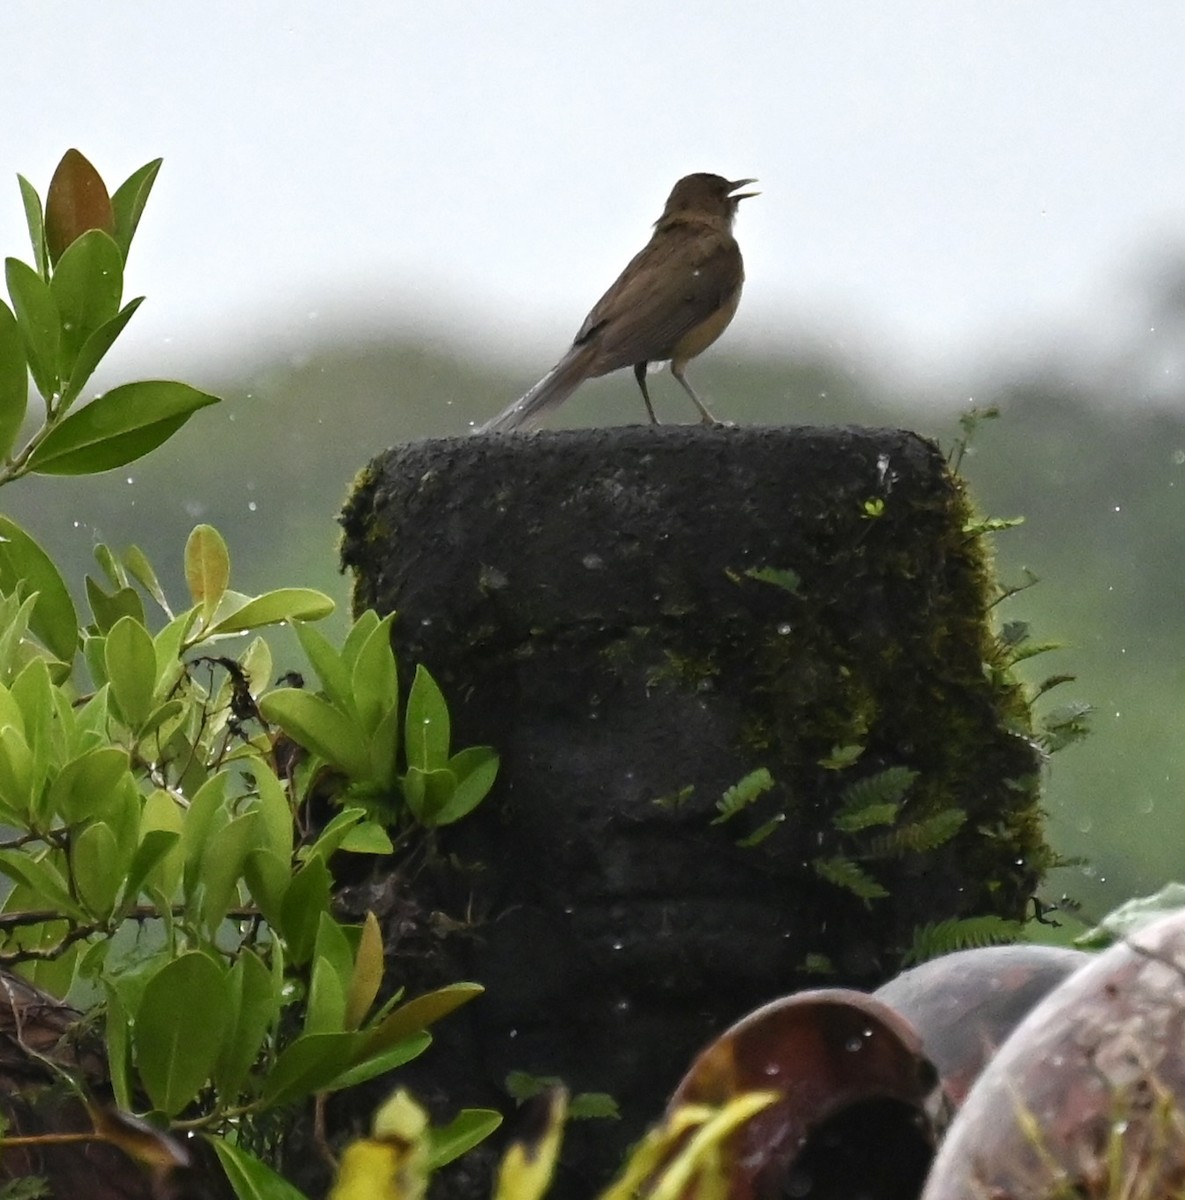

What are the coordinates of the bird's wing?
(573, 224, 744, 372)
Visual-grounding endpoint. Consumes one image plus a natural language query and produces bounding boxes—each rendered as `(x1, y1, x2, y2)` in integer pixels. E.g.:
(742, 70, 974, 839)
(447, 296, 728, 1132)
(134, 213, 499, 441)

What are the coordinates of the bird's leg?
(633, 362, 660, 424)
(671, 363, 718, 424)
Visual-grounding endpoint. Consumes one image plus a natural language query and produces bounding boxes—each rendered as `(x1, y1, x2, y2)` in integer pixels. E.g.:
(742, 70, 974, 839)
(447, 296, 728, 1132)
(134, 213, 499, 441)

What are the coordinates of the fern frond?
(745, 566, 801, 594)
(867, 808, 966, 857)
(839, 766, 917, 811)
(712, 768, 774, 825)
(903, 916, 1025, 965)
(812, 855, 888, 902)
(833, 802, 900, 832)
(736, 813, 786, 847)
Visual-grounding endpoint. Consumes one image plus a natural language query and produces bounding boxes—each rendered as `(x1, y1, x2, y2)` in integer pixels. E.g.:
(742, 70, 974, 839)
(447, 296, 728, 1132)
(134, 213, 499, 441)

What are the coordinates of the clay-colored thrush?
(478, 172, 757, 433)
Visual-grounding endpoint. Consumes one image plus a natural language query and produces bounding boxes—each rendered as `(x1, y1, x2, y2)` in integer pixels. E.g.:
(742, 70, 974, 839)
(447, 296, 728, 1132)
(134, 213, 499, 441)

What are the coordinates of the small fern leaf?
(745, 566, 801, 593)
(712, 768, 774, 825)
(839, 766, 918, 811)
(833, 802, 900, 833)
(868, 808, 966, 857)
(904, 916, 1025, 965)
(736, 813, 786, 847)
(813, 856, 889, 902)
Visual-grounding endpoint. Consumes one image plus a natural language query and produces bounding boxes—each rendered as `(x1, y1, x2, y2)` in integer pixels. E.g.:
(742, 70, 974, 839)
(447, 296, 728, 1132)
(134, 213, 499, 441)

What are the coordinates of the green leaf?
(214, 949, 276, 1099)
(819, 743, 865, 770)
(363, 982, 483, 1057)
(279, 857, 332, 966)
(121, 542, 168, 611)
(206, 1135, 309, 1200)
(833, 802, 899, 833)
(340, 609, 380, 670)
(209, 588, 334, 635)
(434, 747, 499, 826)
(87, 576, 147, 634)
(323, 1032, 432, 1093)
(405, 665, 450, 771)
(111, 159, 162, 263)
(257, 689, 369, 779)
(104, 982, 134, 1111)
(252, 761, 294, 863)
(104, 615, 157, 729)
(712, 767, 774, 825)
(260, 1030, 365, 1108)
(403, 765, 457, 827)
(120, 828, 181, 911)
(47, 745, 130, 825)
(303, 807, 366, 863)
(905, 916, 1025, 966)
(427, 1109, 504, 1171)
(0, 850, 86, 919)
(61, 296, 143, 406)
(292, 620, 354, 715)
(179, 773, 231, 894)
(48, 229, 123, 385)
(337, 822, 394, 855)
(185, 523, 230, 623)
(243, 848, 290, 928)
(134, 952, 230, 1116)
(197, 810, 260, 932)
(568, 1093, 621, 1120)
(17, 175, 47, 279)
(70, 821, 123, 918)
(745, 565, 801, 593)
(0, 301, 28, 459)
(350, 612, 398, 739)
(27, 380, 220, 475)
(0, 517, 78, 662)
(305, 954, 347, 1037)
(5, 257, 59, 400)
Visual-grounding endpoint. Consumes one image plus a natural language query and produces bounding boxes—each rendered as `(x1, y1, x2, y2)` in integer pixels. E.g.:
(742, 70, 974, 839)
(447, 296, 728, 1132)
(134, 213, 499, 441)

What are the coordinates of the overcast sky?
(3, 2, 1185, 391)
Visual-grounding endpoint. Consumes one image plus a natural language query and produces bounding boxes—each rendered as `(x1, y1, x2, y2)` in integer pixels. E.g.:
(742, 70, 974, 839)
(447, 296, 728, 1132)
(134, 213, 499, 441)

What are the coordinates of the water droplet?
(582, 553, 604, 570)
(611, 939, 624, 951)
(844, 1036, 864, 1052)
(248, 501, 257, 512)
(777, 622, 792, 635)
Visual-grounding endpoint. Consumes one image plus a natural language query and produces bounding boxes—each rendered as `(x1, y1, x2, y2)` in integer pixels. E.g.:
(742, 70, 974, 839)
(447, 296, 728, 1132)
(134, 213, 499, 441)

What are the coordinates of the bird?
(476, 172, 757, 433)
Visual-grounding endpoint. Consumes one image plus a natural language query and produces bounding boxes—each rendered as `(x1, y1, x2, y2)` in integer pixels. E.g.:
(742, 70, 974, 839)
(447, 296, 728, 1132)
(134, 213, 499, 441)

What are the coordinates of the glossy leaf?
(350, 612, 398, 739)
(258, 689, 370, 779)
(47, 745, 130, 825)
(185, 524, 230, 622)
(71, 821, 122, 918)
(104, 982, 134, 1111)
(403, 766, 456, 827)
(208, 1135, 309, 1200)
(209, 587, 334, 635)
(135, 952, 230, 1116)
(260, 1030, 365, 1108)
(197, 810, 259, 931)
(104, 615, 157, 729)
(305, 954, 347, 1037)
(122, 542, 168, 611)
(179, 773, 231, 893)
(253, 761, 294, 863)
(324, 1032, 432, 1093)
(293, 620, 354, 715)
(4, 257, 58, 403)
(337, 822, 394, 855)
(111, 158, 162, 263)
(340, 609, 380, 671)
(428, 1108, 504, 1170)
(87, 576, 147, 634)
(0, 519, 74, 661)
(363, 982, 483, 1057)
(434, 747, 499, 826)
(0, 849, 85, 919)
(27, 379, 220, 475)
(0, 300, 27, 459)
(243, 849, 290, 927)
(16, 175, 47, 278)
(214, 949, 276, 1099)
(304, 807, 366, 863)
(49, 229, 123, 383)
(405, 665, 450, 772)
(121, 828, 181, 911)
(138, 790, 185, 901)
(61, 295, 143, 406)
(279, 857, 332, 966)
(45, 149, 114, 265)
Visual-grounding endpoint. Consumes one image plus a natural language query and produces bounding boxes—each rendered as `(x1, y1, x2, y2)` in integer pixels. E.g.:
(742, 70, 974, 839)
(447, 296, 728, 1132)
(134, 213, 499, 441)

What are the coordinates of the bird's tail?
(475, 343, 597, 434)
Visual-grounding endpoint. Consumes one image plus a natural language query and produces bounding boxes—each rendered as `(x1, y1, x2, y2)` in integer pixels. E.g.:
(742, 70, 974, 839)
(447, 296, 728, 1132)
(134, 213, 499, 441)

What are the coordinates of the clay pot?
(922, 911, 1185, 1200)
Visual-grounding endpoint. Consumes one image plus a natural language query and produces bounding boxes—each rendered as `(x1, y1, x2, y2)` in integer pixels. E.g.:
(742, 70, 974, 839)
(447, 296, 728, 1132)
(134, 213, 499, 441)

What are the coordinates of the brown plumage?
(478, 172, 757, 433)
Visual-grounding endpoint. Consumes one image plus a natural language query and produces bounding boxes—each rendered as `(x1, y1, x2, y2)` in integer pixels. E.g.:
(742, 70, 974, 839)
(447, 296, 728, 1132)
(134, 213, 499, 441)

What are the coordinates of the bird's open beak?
(729, 178, 760, 200)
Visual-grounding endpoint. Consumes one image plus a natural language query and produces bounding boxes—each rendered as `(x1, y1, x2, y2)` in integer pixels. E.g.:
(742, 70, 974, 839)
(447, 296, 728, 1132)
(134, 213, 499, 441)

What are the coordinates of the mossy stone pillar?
(337, 424, 1047, 1197)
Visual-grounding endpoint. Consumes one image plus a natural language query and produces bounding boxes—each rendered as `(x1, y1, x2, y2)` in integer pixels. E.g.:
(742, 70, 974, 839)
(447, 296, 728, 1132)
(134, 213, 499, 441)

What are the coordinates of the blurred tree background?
(5, 248, 1185, 926)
